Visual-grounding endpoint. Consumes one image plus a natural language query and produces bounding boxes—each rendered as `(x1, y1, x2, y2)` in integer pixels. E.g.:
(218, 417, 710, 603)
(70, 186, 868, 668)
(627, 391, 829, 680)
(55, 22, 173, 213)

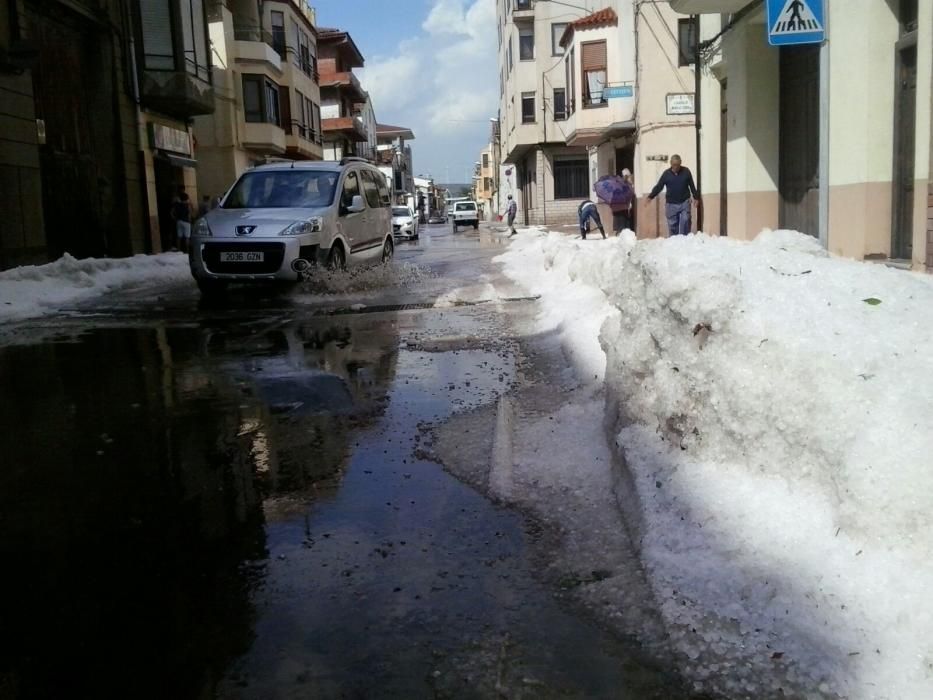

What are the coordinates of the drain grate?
(320, 295, 540, 316)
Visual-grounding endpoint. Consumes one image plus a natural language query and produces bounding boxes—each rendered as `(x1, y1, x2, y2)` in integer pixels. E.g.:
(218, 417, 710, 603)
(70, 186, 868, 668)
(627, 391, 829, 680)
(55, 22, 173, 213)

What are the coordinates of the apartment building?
(496, 0, 696, 232)
(355, 94, 378, 161)
(317, 28, 368, 161)
(0, 0, 216, 268)
(375, 123, 415, 204)
(673, 0, 932, 270)
(194, 0, 324, 203)
(475, 144, 497, 219)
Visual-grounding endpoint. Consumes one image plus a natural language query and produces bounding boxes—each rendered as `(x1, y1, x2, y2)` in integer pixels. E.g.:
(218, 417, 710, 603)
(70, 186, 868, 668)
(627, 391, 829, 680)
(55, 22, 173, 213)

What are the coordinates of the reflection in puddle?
(0, 311, 689, 698)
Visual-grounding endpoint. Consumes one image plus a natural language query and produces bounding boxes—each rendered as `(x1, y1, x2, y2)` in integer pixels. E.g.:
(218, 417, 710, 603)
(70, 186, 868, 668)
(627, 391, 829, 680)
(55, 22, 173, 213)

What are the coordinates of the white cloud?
(358, 0, 498, 181)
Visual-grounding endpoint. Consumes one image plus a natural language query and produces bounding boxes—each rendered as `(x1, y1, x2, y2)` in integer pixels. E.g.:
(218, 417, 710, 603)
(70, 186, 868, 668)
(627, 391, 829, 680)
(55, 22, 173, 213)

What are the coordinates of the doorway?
(891, 43, 917, 260)
(154, 157, 184, 252)
(778, 45, 820, 236)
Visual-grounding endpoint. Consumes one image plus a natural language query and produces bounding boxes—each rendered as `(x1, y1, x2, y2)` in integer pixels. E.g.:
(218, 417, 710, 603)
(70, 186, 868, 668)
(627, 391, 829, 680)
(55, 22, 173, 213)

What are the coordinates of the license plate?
(219, 251, 264, 262)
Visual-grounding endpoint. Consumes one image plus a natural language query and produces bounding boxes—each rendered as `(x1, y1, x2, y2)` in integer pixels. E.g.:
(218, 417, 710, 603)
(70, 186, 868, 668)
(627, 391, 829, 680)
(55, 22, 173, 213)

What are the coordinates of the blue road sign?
(767, 0, 825, 46)
(603, 85, 634, 99)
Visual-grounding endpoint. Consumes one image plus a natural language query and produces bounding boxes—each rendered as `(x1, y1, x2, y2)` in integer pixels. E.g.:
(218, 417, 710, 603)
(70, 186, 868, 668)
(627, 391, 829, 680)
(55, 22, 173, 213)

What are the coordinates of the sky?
(312, 0, 498, 184)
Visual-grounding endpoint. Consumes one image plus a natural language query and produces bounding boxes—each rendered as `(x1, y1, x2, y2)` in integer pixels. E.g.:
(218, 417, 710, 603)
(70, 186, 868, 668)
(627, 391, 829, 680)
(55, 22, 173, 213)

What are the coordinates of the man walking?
(505, 194, 518, 235)
(647, 155, 699, 236)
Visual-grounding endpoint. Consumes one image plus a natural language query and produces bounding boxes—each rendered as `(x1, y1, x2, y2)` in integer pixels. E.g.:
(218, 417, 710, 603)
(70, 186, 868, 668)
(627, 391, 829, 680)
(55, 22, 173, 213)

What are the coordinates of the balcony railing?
(233, 25, 286, 59)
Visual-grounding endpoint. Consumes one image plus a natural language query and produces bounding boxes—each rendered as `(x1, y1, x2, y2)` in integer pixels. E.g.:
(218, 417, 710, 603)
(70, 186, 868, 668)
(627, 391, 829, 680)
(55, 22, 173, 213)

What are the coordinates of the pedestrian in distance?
(506, 194, 518, 236)
(171, 192, 193, 253)
(620, 168, 636, 232)
(646, 154, 700, 237)
(578, 200, 606, 240)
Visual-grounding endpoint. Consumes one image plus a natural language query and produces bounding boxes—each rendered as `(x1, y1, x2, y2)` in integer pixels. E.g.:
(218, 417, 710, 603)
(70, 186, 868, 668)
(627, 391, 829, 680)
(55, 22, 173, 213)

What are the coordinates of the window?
(312, 103, 322, 144)
(223, 170, 338, 209)
(515, 0, 532, 9)
(508, 36, 513, 71)
(900, 0, 918, 33)
(581, 41, 607, 107)
(553, 87, 566, 120)
(553, 158, 588, 199)
(376, 174, 391, 205)
(341, 171, 360, 209)
(271, 11, 286, 59)
(484, 177, 493, 191)
(521, 92, 535, 123)
(242, 74, 281, 126)
(498, 22, 502, 47)
(519, 26, 534, 60)
(295, 89, 306, 137)
(360, 170, 383, 209)
(551, 23, 568, 56)
(565, 47, 576, 115)
(181, 0, 209, 81)
(140, 0, 210, 80)
(483, 153, 489, 168)
(678, 18, 698, 66)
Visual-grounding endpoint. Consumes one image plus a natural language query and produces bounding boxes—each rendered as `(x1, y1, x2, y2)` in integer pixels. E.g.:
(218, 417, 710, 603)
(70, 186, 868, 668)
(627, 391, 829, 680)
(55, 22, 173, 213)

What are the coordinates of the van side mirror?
(346, 194, 366, 214)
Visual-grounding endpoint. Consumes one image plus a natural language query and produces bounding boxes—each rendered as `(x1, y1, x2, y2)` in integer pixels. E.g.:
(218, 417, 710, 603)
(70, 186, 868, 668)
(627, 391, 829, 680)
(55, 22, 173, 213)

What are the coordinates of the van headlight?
(280, 218, 322, 236)
(193, 218, 212, 237)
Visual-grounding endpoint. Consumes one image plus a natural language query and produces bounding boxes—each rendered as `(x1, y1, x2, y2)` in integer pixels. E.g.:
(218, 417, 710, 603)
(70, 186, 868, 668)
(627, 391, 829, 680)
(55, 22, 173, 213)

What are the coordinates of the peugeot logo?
(235, 225, 256, 236)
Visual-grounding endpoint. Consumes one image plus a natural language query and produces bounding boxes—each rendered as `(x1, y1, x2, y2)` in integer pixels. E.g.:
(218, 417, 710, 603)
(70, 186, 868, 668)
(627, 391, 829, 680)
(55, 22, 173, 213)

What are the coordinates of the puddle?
(0, 309, 691, 698)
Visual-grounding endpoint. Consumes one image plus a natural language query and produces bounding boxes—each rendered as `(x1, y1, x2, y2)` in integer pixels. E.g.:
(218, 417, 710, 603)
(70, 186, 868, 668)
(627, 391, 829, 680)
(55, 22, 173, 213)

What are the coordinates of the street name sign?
(767, 0, 825, 46)
(604, 85, 634, 99)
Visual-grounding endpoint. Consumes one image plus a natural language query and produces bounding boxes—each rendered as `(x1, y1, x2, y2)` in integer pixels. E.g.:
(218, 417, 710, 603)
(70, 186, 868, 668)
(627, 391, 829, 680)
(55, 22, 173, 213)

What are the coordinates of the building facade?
(674, 0, 932, 270)
(317, 28, 368, 161)
(375, 123, 415, 204)
(194, 0, 324, 203)
(496, 0, 696, 231)
(0, 0, 217, 268)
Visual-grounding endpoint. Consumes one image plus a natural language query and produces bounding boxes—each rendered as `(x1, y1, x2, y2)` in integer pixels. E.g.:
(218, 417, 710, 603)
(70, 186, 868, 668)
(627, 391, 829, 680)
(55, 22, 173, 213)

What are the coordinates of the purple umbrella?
(593, 175, 633, 207)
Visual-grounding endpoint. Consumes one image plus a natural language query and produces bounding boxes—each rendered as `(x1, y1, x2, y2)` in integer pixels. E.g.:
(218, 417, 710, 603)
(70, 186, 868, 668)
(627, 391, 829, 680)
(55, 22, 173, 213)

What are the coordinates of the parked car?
(451, 201, 479, 231)
(189, 158, 394, 296)
(428, 214, 446, 224)
(391, 206, 419, 240)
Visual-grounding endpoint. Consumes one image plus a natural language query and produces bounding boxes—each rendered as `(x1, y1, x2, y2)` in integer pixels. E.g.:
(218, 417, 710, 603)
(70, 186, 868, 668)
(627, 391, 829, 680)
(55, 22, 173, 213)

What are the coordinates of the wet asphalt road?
(0, 224, 692, 699)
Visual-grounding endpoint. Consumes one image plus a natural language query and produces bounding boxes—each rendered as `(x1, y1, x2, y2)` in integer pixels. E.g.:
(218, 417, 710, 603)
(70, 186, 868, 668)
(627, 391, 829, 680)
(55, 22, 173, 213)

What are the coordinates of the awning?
(155, 149, 197, 169)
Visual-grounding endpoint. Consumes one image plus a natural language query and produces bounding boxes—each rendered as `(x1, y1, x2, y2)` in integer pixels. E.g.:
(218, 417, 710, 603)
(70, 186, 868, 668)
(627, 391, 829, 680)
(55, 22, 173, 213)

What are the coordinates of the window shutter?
(581, 41, 606, 71)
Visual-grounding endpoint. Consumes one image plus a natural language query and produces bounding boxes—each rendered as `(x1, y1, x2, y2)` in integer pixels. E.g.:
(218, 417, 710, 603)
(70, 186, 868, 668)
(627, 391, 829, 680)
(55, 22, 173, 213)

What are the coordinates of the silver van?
(190, 158, 394, 295)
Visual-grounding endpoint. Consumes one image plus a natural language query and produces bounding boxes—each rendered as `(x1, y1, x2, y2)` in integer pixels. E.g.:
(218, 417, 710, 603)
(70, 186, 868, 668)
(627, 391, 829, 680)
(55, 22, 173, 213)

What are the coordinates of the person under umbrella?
(594, 172, 635, 235)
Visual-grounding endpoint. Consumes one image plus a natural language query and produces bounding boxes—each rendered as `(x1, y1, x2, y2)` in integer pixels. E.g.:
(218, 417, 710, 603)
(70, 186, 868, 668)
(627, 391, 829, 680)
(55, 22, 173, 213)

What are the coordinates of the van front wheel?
(381, 237, 394, 263)
(327, 244, 346, 271)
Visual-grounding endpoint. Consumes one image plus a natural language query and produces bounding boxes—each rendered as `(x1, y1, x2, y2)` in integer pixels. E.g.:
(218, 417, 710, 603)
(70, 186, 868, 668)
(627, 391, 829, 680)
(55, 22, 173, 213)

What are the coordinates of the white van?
(190, 158, 394, 296)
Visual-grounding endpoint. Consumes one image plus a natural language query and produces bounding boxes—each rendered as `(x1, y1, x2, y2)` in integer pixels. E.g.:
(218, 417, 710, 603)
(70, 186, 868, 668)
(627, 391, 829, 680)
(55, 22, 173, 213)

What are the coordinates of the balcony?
(513, 0, 534, 19)
(242, 122, 287, 152)
(233, 26, 284, 72)
(139, 70, 214, 117)
(286, 126, 324, 160)
(322, 116, 367, 141)
(318, 71, 366, 100)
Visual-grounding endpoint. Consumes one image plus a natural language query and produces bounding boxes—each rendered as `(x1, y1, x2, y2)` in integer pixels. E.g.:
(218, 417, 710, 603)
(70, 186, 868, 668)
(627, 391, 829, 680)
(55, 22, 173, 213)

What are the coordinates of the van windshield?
(223, 170, 339, 209)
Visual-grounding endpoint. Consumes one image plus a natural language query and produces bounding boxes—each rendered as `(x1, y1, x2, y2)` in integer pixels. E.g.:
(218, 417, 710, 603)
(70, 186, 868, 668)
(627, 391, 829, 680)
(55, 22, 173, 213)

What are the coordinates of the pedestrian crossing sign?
(767, 0, 825, 46)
